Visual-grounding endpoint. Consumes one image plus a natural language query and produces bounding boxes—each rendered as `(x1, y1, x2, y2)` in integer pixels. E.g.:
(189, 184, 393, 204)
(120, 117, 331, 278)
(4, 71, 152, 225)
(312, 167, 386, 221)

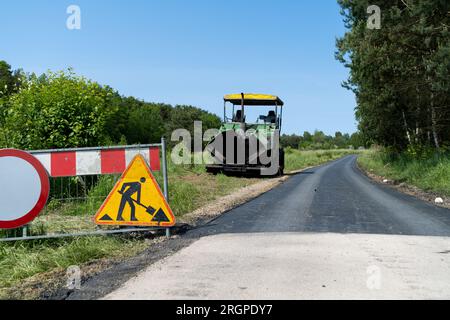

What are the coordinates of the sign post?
(161, 137, 171, 237)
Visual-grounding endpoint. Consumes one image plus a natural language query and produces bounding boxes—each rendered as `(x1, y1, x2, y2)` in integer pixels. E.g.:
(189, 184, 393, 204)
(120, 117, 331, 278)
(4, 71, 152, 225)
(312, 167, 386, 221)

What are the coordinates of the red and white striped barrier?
(30, 145, 161, 177)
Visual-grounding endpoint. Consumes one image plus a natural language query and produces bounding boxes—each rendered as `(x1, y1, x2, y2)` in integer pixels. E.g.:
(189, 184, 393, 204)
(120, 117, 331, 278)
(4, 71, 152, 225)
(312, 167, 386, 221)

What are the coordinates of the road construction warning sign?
(94, 155, 175, 227)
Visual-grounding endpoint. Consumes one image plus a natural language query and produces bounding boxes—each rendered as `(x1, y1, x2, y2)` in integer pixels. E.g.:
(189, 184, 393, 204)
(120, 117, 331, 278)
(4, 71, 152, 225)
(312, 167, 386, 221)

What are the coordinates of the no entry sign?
(0, 149, 50, 229)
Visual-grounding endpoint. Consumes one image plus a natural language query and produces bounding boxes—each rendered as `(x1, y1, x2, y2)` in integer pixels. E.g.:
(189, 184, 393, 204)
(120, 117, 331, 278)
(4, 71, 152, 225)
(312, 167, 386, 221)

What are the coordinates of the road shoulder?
(356, 158, 450, 210)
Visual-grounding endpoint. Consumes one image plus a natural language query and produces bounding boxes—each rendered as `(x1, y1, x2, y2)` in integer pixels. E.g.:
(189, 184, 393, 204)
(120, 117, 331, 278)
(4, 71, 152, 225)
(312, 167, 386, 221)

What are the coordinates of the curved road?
(103, 156, 450, 300)
(190, 155, 450, 237)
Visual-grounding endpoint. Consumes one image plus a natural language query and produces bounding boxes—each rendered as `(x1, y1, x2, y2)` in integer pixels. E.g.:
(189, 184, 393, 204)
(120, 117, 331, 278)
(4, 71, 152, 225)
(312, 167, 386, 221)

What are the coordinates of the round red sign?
(0, 149, 50, 229)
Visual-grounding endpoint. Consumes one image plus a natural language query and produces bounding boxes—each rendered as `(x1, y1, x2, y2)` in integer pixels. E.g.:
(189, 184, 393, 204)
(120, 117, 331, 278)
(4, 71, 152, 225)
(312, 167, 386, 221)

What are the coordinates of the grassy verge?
(285, 148, 358, 172)
(0, 237, 148, 299)
(0, 149, 356, 299)
(358, 149, 450, 196)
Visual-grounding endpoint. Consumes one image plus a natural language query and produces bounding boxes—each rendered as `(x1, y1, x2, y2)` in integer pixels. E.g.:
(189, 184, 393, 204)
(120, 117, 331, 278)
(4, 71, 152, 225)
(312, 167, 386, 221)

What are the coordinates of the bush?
(126, 102, 165, 144)
(0, 69, 224, 150)
(0, 70, 120, 149)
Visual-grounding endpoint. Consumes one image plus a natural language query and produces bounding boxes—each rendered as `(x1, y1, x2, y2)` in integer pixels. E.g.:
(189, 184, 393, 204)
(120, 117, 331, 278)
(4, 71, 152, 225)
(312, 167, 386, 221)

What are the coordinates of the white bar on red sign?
(33, 153, 51, 175)
(125, 149, 150, 167)
(76, 150, 101, 175)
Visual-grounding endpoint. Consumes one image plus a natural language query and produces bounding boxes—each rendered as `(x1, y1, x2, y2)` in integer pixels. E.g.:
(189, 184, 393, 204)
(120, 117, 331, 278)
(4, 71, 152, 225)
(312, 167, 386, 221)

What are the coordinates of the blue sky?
(0, 0, 357, 135)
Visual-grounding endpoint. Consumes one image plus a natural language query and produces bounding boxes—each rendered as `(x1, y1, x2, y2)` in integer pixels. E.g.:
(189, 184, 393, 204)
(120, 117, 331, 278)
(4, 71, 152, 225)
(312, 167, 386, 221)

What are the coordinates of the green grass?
(358, 149, 450, 196)
(285, 148, 358, 172)
(0, 148, 354, 298)
(0, 236, 147, 299)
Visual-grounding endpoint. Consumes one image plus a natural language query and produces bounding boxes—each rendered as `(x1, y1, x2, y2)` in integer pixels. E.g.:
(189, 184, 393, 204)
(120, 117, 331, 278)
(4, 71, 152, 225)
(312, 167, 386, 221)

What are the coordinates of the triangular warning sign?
(94, 155, 176, 227)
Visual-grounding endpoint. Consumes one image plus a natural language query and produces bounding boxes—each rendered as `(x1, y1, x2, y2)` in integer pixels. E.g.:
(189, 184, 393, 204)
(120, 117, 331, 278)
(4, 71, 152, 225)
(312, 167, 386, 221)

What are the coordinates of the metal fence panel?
(0, 139, 171, 241)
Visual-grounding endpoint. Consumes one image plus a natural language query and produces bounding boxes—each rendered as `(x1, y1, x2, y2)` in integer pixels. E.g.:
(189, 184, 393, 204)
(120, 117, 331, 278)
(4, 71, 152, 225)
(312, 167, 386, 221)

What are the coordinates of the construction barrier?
(0, 138, 172, 241)
(31, 145, 161, 177)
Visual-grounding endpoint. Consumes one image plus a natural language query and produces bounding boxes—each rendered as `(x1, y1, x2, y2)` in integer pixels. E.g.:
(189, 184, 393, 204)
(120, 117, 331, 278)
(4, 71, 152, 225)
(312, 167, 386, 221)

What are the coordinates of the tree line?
(1, 60, 366, 153)
(0, 61, 221, 150)
(336, 0, 450, 154)
(281, 131, 364, 150)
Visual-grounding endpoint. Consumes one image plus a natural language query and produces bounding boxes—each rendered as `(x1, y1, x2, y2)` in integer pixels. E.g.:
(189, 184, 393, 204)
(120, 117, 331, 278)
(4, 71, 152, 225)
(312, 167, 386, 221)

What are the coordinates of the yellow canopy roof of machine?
(224, 93, 284, 106)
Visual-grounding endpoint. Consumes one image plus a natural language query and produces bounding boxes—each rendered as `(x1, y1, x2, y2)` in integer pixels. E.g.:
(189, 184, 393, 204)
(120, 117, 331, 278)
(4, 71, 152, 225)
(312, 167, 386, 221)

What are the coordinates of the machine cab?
(222, 93, 284, 132)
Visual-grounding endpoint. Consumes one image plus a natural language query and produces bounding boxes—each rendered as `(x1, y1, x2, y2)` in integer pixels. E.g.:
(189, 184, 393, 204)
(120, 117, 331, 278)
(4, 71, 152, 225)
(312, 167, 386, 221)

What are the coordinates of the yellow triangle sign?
(94, 155, 175, 227)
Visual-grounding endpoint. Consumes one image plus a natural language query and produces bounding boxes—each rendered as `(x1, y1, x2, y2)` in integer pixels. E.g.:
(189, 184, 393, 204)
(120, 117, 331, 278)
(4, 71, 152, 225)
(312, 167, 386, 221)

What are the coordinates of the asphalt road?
(188, 155, 450, 237)
(101, 156, 450, 300)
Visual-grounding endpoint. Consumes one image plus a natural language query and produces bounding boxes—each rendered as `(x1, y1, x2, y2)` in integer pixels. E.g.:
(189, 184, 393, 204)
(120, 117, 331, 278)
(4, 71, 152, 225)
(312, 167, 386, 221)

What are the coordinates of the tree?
(334, 131, 347, 149)
(349, 131, 365, 149)
(1, 70, 119, 149)
(0, 61, 22, 98)
(281, 134, 302, 149)
(164, 105, 221, 146)
(123, 98, 165, 144)
(0, 61, 24, 132)
(336, 0, 450, 153)
(312, 130, 326, 145)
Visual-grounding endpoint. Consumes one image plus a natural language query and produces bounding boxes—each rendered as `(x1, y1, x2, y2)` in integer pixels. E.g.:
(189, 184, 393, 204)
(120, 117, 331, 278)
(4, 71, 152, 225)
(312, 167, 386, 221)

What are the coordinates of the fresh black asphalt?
(188, 155, 450, 237)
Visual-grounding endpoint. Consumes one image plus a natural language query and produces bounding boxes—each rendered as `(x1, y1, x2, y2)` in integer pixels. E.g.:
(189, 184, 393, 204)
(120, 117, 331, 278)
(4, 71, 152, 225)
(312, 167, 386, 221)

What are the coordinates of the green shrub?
(1, 70, 120, 150)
